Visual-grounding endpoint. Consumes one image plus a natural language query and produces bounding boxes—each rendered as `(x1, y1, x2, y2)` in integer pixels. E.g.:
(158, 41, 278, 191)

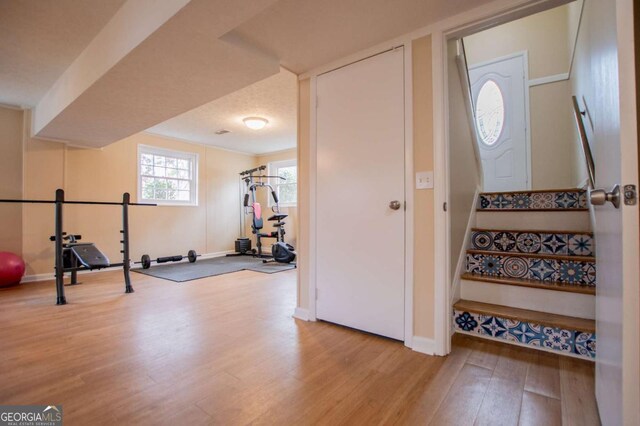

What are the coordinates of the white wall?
(448, 39, 480, 290)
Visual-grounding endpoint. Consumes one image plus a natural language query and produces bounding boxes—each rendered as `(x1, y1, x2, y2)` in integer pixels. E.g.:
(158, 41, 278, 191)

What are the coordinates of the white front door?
(469, 54, 529, 192)
(315, 48, 405, 340)
(580, 0, 640, 423)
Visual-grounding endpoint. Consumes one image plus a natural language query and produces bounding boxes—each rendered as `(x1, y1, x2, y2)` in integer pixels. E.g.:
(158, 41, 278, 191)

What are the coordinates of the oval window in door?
(475, 79, 505, 146)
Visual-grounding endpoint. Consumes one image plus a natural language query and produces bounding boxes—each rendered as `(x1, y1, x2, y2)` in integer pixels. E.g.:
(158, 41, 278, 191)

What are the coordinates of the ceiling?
(0, 0, 126, 108)
(229, 0, 496, 74)
(1, 0, 498, 152)
(147, 68, 297, 155)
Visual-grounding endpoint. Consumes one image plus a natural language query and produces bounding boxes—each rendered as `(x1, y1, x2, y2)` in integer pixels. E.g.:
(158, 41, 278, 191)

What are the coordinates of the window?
(138, 145, 198, 206)
(475, 79, 505, 146)
(269, 159, 297, 207)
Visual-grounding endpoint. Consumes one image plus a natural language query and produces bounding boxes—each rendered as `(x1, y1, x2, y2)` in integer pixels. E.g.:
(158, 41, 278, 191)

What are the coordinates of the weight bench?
(51, 233, 111, 285)
(68, 244, 110, 269)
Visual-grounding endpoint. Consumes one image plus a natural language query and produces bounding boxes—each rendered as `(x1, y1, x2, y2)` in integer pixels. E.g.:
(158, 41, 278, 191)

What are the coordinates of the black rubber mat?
(133, 256, 295, 282)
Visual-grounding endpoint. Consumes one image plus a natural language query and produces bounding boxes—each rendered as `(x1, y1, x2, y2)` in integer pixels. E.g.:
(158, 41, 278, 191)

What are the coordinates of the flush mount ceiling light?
(243, 117, 269, 130)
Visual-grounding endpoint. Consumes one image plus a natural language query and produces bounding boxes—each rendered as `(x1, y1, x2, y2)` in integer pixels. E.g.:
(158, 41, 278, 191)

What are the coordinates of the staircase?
(453, 188, 596, 360)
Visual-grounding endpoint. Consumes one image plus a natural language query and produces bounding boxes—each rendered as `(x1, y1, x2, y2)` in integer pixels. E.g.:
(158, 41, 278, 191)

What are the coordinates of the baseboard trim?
(21, 250, 236, 283)
(411, 336, 438, 355)
(293, 307, 310, 321)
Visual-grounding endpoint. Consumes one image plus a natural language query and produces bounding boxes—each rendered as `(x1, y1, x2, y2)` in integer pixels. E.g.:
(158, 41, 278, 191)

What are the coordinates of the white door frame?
(301, 0, 580, 357)
(468, 51, 532, 191)
(432, 0, 575, 356)
(307, 44, 415, 348)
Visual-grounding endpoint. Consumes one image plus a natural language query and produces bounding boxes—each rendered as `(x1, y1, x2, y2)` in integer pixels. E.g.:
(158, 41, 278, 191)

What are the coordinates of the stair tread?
(471, 227, 593, 236)
(461, 273, 596, 295)
(453, 299, 595, 333)
(467, 249, 595, 262)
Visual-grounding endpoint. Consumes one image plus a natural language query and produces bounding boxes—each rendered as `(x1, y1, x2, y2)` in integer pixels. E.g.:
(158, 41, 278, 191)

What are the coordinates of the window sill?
(140, 200, 199, 207)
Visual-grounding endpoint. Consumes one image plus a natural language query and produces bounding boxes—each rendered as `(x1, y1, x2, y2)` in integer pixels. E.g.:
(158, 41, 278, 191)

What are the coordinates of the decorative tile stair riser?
(453, 309, 596, 360)
(478, 190, 587, 211)
(466, 252, 595, 286)
(470, 230, 594, 257)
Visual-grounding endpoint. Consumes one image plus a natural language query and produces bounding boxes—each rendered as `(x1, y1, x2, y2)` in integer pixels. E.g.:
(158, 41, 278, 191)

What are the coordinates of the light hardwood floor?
(0, 269, 600, 425)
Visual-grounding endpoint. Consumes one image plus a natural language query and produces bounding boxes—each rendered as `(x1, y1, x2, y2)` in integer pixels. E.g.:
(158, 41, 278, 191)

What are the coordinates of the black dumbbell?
(138, 250, 199, 269)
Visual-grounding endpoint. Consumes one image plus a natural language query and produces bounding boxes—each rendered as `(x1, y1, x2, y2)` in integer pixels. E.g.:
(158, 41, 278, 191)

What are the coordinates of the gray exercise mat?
(132, 256, 295, 282)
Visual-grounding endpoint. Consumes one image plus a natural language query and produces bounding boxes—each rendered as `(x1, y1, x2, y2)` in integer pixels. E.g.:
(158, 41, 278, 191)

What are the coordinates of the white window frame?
(137, 144, 199, 206)
(268, 159, 297, 207)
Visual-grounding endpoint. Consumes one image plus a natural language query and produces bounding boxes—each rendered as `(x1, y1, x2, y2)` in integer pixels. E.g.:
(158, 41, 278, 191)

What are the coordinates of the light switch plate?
(416, 171, 433, 189)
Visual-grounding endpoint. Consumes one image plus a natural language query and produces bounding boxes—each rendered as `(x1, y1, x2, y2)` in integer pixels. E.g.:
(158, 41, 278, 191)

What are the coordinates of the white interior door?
(581, 0, 640, 423)
(316, 48, 405, 340)
(469, 54, 529, 192)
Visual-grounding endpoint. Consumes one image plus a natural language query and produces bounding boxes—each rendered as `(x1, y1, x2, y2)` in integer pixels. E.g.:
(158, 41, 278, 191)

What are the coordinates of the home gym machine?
(229, 165, 296, 264)
(0, 189, 155, 305)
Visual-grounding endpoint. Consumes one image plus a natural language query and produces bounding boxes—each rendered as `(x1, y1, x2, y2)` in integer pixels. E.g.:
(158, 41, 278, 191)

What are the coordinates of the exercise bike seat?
(267, 214, 288, 221)
(257, 232, 278, 238)
(70, 244, 110, 269)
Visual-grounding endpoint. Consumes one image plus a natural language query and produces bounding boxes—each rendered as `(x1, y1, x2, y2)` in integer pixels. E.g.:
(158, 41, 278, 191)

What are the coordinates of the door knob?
(389, 200, 401, 210)
(589, 184, 620, 209)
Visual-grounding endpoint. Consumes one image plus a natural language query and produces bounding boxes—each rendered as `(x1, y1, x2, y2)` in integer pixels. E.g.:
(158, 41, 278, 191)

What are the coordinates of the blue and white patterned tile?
(491, 194, 513, 209)
(465, 252, 596, 286)
(502, 257, 529, 278)
(542, 327, 574, 353)
(582, 263, 597, 286)
(567, 234, 594, 256)
(493, 232, 517, 251)
(477, 190, 587, 210)
(515, 233, 542, 253)
(471, 231, 494, 250)
(511, 193, 531, 209)
(470, 230, 593, 257)
(452, 310, 596, 360)
(466, 254, 484, 274)
(507, 321, 545, 345)
(529, 258, 557, 281)
(479, 195, 492, 209)
(454, 311, 479, 332)
(530, 192, 555, 209)
(557, 260, 587, 284)
(479, 315, 509, 338)
(574, 332, 596, 359)
(540, 233, 568, 255)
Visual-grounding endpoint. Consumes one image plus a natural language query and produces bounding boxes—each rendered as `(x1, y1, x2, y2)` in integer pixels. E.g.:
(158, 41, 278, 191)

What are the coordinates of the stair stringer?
(451, 187, 480, 309)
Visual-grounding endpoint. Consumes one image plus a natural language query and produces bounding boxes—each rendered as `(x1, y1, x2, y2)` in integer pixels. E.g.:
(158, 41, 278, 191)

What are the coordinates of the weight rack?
(0, 189, 156, 305)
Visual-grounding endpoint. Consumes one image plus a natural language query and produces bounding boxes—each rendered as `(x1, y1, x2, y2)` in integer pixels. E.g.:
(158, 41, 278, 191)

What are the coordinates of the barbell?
(137, 249, 199, 269)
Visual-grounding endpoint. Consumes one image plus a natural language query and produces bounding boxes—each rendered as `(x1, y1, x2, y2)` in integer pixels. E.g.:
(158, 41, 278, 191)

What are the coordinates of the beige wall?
(0, 107, 24, 255)
(464, 3, 584, 189)
(412, 35, 435, 339)
(297, 79, 310, 309)
(447, 40, 481, 288)
(255, 148, 298, 248)
(529, 80, 579, 188)
(465, 4, 573, 79)
(568, 0, 591, 186)
(21, 129, 256, 276)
